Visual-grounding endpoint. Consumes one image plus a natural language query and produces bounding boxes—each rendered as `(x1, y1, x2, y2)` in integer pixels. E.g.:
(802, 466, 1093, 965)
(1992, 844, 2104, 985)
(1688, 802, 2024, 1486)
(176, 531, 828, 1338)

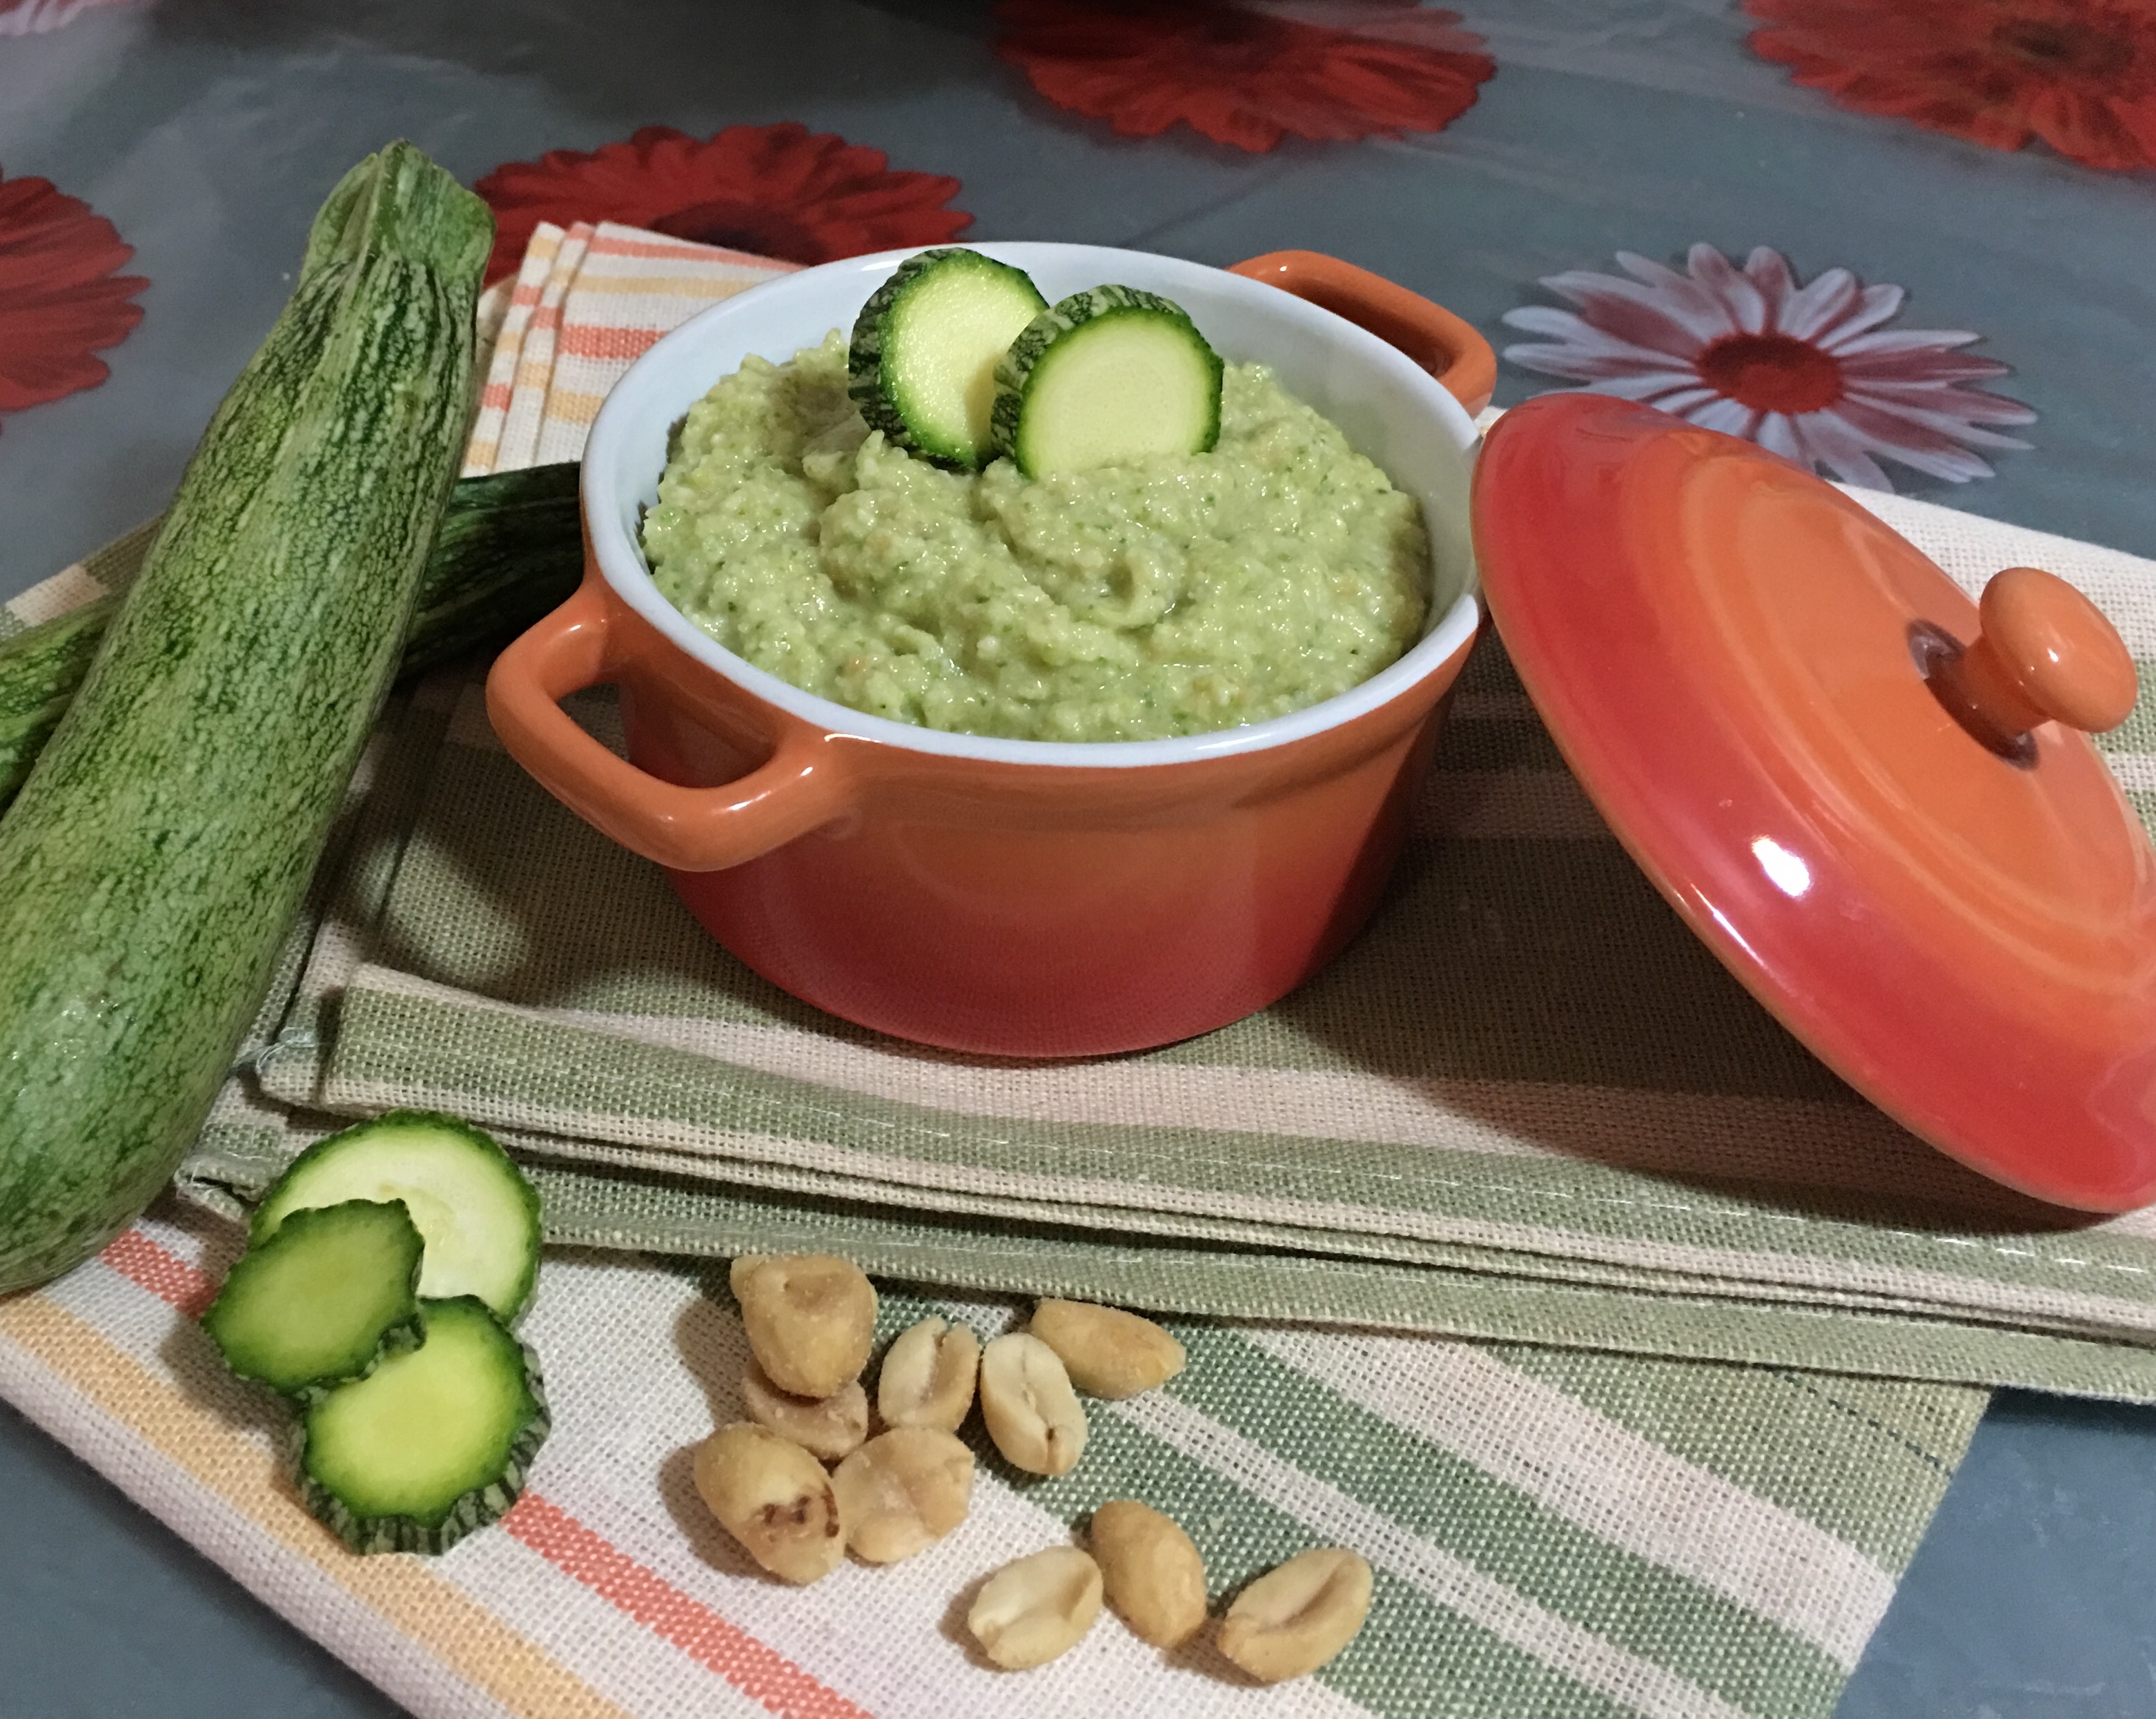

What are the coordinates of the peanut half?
(832, 1428, 975, 1564)
(877, 1315, 980, 1434)
(1217, 1547, 1374, 1683)
(729, 1253, 877, 1399)
(692, 1423, 847, 1585)
(1089, 1500, 1208, 1648)
(740, 1359, 869, 1462)
(967, 1546, 1104, 1670)
(979, 1332, 1088, 1475)
(1029, 1299, 1186, 1399)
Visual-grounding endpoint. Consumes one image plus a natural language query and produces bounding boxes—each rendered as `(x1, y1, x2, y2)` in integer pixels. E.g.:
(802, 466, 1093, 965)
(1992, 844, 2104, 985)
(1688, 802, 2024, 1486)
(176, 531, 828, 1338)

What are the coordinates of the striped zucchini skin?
(395, 461, 583, 681)
(0, 143, 491, 1292)
(0, 603, 104, 807)
(0, 461, 582, 813)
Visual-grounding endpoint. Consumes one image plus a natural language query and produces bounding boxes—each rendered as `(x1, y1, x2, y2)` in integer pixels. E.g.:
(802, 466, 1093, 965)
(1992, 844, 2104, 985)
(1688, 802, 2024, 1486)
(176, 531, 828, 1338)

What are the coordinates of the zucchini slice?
(254, 1112, 541, 1324)
(990, 285, 1224, 478)
(202, 1199, 424, 1395)
(300, 1295, 549, 1555)
(849, 248, 1048, 470)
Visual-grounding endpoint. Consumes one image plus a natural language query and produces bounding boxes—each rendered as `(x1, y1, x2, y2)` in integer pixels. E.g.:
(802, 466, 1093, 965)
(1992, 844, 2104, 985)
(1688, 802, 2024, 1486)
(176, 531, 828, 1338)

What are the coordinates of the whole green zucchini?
(0, 144, 492, 1293)
(0, 462, 582, 813)
(394, 462, 583, 682)
(0, 602, 106, 809)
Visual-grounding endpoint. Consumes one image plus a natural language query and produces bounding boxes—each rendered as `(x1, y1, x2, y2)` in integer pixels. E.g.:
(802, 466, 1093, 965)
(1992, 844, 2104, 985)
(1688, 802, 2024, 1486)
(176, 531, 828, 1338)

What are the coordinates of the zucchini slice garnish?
(990, 284, 1224, 478)
(202, 1199, 424, 1395)
(254, 1110, 542, 1324)
(299, 1295, 549, 1555)
(849, 248, 1048, 470)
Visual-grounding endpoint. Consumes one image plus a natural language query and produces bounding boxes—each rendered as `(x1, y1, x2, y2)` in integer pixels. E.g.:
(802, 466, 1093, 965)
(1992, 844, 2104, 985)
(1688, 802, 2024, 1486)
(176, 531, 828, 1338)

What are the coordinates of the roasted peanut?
(729, 1254, 876, 1399)
(830, 1427, 975, 1563)
(1089, 1500, 1208, 1648)
(692, 1423, 847, 1584)
(967, 1546, 1104, 1669)
(1028, 1299, 1186, 1399)
(979, 1332, 1088, 1475)
(740, 1360, 869, 1462)
(1217, 1548, 1374, 1683)
(876, 1316, 979, 1434)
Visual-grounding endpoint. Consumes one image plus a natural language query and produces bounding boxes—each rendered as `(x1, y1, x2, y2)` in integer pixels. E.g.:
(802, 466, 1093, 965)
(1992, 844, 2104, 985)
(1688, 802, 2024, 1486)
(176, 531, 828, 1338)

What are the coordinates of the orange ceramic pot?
(488, 246, 1491, 1057)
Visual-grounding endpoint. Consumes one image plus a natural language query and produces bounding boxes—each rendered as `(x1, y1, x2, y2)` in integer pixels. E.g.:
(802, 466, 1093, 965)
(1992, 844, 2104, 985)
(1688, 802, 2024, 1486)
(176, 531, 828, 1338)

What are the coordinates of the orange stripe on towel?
(504, 1493, 874, 1719)
(585, 233, 801, 271)
(100, 1228, 217, 1316)
(556, 324, 669, 362)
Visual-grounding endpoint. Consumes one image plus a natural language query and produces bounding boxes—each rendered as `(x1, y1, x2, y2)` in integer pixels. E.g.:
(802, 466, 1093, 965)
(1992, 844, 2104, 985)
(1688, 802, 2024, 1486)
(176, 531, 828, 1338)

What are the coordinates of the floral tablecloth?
(3, 3, 2155, 1716)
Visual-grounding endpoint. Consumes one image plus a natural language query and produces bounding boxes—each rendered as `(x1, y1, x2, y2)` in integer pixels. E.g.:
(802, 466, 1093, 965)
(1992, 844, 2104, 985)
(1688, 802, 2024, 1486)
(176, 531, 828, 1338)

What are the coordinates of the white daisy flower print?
(1500, 244, 2037, 490)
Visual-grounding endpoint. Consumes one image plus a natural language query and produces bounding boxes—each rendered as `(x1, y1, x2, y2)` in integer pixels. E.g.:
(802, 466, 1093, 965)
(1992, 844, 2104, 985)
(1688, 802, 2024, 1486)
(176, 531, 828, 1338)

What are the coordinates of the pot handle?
(1230, 250, 1496, 417)
(485, 578, 849, 873)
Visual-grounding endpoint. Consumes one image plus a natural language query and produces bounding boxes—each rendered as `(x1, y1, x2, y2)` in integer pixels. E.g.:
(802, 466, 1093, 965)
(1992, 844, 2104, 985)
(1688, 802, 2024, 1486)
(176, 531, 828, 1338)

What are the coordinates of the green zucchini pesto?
(640, 331, 1430, 744)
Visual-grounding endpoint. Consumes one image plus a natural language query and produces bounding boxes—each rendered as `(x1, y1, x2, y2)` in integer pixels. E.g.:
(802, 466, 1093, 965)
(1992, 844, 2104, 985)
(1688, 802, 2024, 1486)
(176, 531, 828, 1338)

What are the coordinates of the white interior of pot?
(584, 242, 1483, 768)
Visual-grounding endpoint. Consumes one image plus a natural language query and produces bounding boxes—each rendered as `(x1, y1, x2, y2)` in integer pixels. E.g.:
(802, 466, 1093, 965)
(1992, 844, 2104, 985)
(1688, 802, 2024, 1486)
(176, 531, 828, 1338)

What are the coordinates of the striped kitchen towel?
(197, 634, 2156, 1397)
(462, 220, 797, 477)
(0, 1197, 1980, 1719)
(0, 222, 2142, 1719)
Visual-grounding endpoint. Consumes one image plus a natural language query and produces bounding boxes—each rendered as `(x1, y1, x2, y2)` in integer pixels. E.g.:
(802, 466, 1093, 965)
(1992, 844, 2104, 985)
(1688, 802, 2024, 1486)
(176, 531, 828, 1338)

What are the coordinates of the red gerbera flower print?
(993, 0, 1496, 153)
(0, 0, 131, 34)
(1745, 0, 2156, 170)
(1502, 245, 2037, 490)
(473, 124, 972, 285)
(0, 171, 148, 430)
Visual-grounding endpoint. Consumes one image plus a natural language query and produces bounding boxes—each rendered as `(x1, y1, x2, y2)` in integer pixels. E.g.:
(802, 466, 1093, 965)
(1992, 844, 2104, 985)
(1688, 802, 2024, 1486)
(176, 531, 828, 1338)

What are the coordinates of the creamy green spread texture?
(641, 332, 1429, 743)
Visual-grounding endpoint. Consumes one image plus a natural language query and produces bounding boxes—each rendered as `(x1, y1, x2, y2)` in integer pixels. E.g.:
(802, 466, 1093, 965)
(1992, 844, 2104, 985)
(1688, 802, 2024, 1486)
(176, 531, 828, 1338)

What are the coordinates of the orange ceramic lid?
(1472, 393, 2156, 1212)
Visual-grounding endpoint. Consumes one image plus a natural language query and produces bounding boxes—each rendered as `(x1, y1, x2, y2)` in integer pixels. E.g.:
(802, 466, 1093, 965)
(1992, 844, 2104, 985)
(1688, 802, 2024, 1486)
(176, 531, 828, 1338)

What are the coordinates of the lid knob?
(1957, 567, 2139, 742)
